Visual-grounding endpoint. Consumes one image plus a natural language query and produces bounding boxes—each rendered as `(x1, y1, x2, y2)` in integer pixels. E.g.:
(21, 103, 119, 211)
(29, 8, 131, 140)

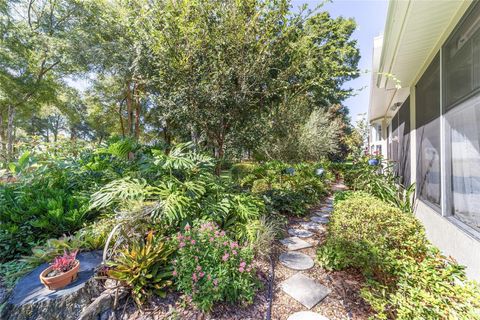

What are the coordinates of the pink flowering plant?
(173, 222, 258, 311)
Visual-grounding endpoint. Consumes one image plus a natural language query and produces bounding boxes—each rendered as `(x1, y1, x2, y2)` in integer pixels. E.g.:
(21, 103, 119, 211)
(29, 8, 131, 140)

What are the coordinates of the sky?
(292, 0, 388, 123)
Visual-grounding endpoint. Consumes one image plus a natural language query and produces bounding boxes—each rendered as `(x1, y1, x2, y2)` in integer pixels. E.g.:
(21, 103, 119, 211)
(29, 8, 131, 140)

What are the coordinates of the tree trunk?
(0, 112, 4, 152)
(118, 102, 125, 137)
(214, 135, 225, 176)
(125, 81, 133, 137)
(134, 84, 141, 139)
(70, 126, 77, 141)
(191, 127, 199, 149)
(70, 126, 78, 156)
(7, 105, 15, 162)
(163, 122, 171, 155)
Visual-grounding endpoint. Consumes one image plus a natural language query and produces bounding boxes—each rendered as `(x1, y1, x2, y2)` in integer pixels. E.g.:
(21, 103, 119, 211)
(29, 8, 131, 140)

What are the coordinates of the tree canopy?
(0, 0, 361, 166)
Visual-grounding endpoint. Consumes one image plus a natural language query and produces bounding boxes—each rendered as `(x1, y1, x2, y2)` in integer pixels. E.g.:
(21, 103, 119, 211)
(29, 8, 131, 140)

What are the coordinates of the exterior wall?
(371, 2, 480, 281)
(415, 201, 480, 280)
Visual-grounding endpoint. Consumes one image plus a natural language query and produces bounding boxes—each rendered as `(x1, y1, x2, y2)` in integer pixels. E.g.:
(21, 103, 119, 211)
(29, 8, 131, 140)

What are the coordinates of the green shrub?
(318, 191, 480, 319)
(230, 163, 258, 182)
(251, 178, 270, 193)
(344, 157, 414, 212)
(173, 222, 258, 312)
(0, 168, 95, 261)
(107, 231, 174, 306)
(318, 192, 427, 274)
(362, 250, 480, 319)
(237, 161, 330, 216)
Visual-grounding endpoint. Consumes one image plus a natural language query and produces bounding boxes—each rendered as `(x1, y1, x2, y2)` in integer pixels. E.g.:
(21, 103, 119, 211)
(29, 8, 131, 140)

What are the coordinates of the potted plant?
(40, 250, 80, 290)
(368, 151, 381, 166)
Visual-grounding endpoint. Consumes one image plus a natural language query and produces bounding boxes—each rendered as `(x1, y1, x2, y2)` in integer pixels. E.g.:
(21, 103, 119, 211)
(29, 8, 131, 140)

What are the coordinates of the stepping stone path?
(288, 228, 314, 238)
(275, 188, 347, 320)
(281, 273, 331, 309)
(310, 216, 329, 224)
(299, 221, 325, 232)
(280, 237, 313, 250)
(288, 311, 330, 320)
(313, 208, 331, 215)
(314, 211, 330, 218)
(279, 252, 314, 270)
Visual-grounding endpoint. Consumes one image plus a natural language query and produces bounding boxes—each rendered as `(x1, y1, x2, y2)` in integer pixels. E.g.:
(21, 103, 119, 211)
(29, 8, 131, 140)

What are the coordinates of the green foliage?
(318, 192, 427, 272)
(107, 231, 175, 306)
(343, 157, 415, 212)
(89, 177, 152, 210)
(0, 260, 31, 288)
(361, 251, 480, 320)
(230, 163, 258, 182)
(0, 162, 95, 261)
(318, 191, 480, 319)
(247, 214, 287, 257)
(234, 161, 331, 216)
(89, 145, 267, 246)
(173, 223, 258, 312)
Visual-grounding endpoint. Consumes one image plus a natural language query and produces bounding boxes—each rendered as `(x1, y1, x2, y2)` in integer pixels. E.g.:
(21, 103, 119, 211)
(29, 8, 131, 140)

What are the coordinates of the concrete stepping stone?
(317, 208, 332, 214)
(299, 221, 325, 232)
(279, 252, 314, 270)
(288, 311, 330, 320)
(281, 273, 330, 309)
(311, 216, 329, 224)
(315, 212, 330, 218)
(280, 237, 313, 250)
(288, 228, 313, 238)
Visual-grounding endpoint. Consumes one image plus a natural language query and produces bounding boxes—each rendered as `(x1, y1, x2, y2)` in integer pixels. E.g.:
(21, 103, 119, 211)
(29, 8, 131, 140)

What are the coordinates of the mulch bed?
(270, 215, 372, 320)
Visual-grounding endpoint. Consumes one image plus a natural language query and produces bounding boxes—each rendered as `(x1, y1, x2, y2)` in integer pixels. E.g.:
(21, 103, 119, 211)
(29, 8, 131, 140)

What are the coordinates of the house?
(369, 0, 480, 280)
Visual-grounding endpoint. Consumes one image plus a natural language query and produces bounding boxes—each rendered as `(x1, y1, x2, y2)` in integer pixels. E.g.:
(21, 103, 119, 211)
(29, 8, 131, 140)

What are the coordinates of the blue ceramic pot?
(368, 158, 379, 166)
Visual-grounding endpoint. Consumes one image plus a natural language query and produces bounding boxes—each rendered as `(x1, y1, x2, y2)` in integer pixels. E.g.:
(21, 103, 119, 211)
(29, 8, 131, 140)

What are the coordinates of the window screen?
(387, 124, 391, 159)
(446, 94, 480, 232)
(444, 2, 480, 109)
(416, 54, 441, 207)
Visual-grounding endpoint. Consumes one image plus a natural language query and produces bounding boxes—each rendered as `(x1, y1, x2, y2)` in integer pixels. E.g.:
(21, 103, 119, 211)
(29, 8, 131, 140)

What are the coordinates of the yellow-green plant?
(107, 231, 175, 306)
(318, 192, 480, 319)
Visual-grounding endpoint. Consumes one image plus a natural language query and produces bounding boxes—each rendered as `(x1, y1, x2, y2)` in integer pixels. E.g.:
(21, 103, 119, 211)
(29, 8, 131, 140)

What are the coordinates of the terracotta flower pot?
(40, 260, 80, 290)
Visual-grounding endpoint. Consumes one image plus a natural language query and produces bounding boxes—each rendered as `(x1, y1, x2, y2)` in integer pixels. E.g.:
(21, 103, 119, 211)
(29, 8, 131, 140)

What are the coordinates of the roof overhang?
(369, 0, 472, 122)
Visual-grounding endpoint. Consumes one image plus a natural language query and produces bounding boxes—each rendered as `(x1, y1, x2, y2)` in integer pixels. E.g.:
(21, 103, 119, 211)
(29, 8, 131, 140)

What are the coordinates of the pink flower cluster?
(174, 222, 253, 294)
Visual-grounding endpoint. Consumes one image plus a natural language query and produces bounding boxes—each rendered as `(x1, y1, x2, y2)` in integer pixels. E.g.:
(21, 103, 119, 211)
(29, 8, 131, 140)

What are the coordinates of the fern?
(106, 138, 137, 159)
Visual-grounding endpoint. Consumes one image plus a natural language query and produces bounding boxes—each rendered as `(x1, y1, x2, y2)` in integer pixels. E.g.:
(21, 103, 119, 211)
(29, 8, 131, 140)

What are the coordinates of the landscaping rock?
(279, 252, 314, 270)
(288, 228, 313, 238)
(314, 212, 331, 218)
(287, 311, 330, 320)
(281, 273, 330, 309)
(311, 216, 329, 224)
(280, 237, 313, 250)
(299, 221, 325, 232)
(1, 251, 104, 320)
